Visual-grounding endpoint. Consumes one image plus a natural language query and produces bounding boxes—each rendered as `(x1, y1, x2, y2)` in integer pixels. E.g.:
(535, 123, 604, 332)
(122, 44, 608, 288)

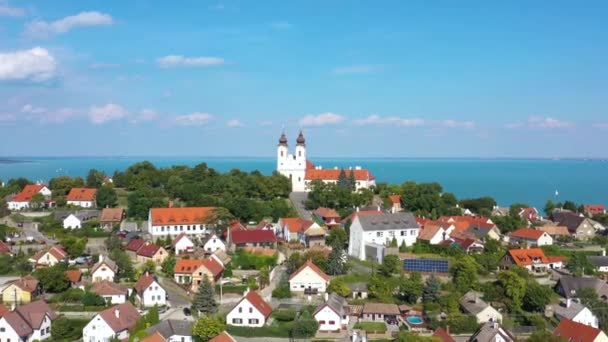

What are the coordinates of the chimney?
(324, 292, 329, 302)
(99, 255, 103, 263)
(114, 308, 120, 318)
(603, 249, 606, 257)
(566, 298, 571, 308)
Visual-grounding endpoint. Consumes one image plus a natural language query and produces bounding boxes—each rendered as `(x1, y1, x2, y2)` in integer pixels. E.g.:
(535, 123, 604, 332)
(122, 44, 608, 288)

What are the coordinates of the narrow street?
(289, 192, 311, 219)
(158, 276, 191, 308)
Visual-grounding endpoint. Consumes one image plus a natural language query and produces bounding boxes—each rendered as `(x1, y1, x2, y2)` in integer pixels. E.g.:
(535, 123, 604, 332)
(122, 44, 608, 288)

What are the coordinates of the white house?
(278, 217, 317, 243)
(418, 222, 455, 245)
(134, 273, 167, 308)
(146, 320, 193, 342)
(7, 184, 52, 210)
(459, 291, 502, 324)
(63, 214, 82, 229)
(66, 187, 97, 208)
(0, 300, 57, 342)
(86, 281, 129, 305)
(171, 233, 195, 255)
(82, 302, 140, 342)
(588, 254, 608, 273)
(552, 299, 599, 328)
(289, 260, 330, 294)
(29, 245, 68, 267)
(314, 293, 349, 331)
(508, 228, 553, 246)
(91, 255, 118, 283)
(348, 212, 419, 261)
(203, 233, 226, 253)
(226, 290, 272, 328)
(147, 207, 217, 238)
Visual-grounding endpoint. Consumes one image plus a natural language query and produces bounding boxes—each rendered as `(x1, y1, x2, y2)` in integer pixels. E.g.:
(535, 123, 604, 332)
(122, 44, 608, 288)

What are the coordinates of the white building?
(0, 300, 57, 342)
(91, 255, 118, 283)
(418, 223, 455, 245)
(171, 233, 195, 255)
(147, 207, 217, 238)
(552, 299, 599, 328)
(146, 320, 193, 342)
(226, 290, 272, 328)
(203, 233, 226, 253)
(82, 303, 141, 342)
(63, 214, 82, 229)
(314, 293, 349, 331)
(28, 245, 68, 267)
(66, 187, 97, 208)
(134, 273, 167, 308)
(288, 260, 330, 294)
(87, 281, 129, 305)
(508, 228, 553, 246)
(7, 184, 52, 210)
(460, 291, 503, 324)
(348, 212, 419, 261)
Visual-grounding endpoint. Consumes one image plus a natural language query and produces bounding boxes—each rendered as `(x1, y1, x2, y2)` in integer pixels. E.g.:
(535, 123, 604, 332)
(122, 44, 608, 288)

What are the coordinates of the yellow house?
(136, 244, 168, 264)
(1, 275, 40, 304)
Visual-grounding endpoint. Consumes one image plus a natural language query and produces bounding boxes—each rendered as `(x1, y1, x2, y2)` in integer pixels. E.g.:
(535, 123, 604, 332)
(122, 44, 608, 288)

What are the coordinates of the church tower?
(276, 131, 307, 192)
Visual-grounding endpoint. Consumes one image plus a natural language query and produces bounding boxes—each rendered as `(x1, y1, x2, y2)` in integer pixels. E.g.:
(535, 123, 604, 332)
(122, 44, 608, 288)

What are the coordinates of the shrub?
(272, 309, 297, 322)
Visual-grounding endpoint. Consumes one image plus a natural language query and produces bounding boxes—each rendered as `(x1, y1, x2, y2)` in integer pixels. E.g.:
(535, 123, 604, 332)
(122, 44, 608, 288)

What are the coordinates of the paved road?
(289, 192, 311, 219)
(1, 215, 56, 245)
(158, 276, 191, 308)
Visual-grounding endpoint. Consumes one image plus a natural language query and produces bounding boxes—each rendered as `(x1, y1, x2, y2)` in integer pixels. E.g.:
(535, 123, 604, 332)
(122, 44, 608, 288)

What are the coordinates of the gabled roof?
(588, 255, 608, 268)
(201, 257, 224, 277)
(3, 311, 33, 336)
(134, 273, 158, 294)
(362, 303, 400, 315)
(304, 168, 375, 181)
(97, 302, 140, 333)
(507, 248, 549, 266)
(557, 275, 608, 299)
(289, 259, 329, 281)
(280, 217, 314, 233)
(418, 224, 444, 241)
(65, 270, 82, 283)
(126, 239, 145, 252)
(140, 332, 166, 342)
(459, 291, 493, 315)
(552, 299, 590, 321)
(14, 300, 57, 330)
(313, 207, 340, 219)
(91, 256, 118, 274)
(66, 187, 97, 201)
(90, 280, 128, 296)
(314, 293, 348, 317)
(509, 228, 546, 240)
(209, 331, 237, 342)
(137, 244, 163, 258)
(233, 291, 272, 318)
(174, 259, 204, 274)
(470, 322, 515, 342)
(150, 207, 217, 226)
(553, 318, 604, 342)
(538, 225, 570, 236)
(433, 327, 456, 342)
(584, 204, 605, 212)
(231, 229, 276, 244)
(100, 208, 124, 222)
(146, 320, 193, 339)
(11, 184, 47, 202)
(389, 195, 401, 204)
(355, 212, 418, 231)
(7, 275, 39, 293)
(342, 209, 384, 223)
(0, 303, 8, 317)
(171, 232, 193, 247)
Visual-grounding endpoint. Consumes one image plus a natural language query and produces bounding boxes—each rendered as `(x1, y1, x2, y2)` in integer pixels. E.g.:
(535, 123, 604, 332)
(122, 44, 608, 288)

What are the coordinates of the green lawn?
(354, 322, 387, 333)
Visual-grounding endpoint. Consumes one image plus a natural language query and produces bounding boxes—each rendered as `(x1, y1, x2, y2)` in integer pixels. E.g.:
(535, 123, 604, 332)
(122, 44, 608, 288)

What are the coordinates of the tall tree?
(422, 274, 441, 302)
(450, 256, 479, 292)
(497, 271, 526, 310)
(347, 171, 356, 191)
(378, 255, 400, 277)
(326, 227, 347, 249)
(192, 316, 225, 342)
(327, 246, 346, 275)
(30, 193, 44, 209)
(192, 275, 218, 315)
(337, 169, 349, 189)
(399, 273, 423, 304)
(96, 185, 117, 208)
(544, 200, 556, 216)
(86, 169, 106, 188)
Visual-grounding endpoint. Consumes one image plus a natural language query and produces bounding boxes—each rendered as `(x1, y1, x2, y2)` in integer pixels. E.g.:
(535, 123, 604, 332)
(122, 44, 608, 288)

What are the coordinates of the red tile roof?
(553, 319, 604, 342)
(137, 244, 163, 258)
(548, 255, 567, 263)
(65, 270, 82, 284)
(507, 248, 549, 266)
(126, 239, 145, 252)
(98, 302, 140, 333)
(66, 187, 97, 201)
(150, 207, 217, 226)
(9, 275, 39, 293)
(0, 303, 8, 317)
(231, 229, 276, 244)
(3, 311, 32, 336)
(237, 291, 272, 318)
(584, 204, 606, 214)
(289, 259, 330, 281)
(15, 300, 57, 329)
(31, 245, 67, 263)
(280, 217, 314, 233)
(0, 240, 11, 255)
(91, 280, 129, 296)
(314, 207, 340, 219)
(202, 257, 224, 277)
(306, 160, 315, 169)
(433, 327, 456, 342)
(134, 273, 157, 294)
(509, 228, 546, 240)
(389, 195, 401, 204)
(100, 208, 124, 223)
(174, 259, 204, 274)
(141, 332, 167, 342)
(11, 184, 46, 202)
(209, 331, 237, 342)
(305, 168, 375, 181)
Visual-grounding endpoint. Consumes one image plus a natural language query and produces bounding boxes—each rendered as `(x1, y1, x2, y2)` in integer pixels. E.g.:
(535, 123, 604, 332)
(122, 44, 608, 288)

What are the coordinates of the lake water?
(0, 156, 606, 209)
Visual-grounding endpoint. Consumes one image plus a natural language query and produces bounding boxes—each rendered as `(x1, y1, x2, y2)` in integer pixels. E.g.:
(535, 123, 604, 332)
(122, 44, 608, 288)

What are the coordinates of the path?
(289, 192, 311, 219)
(158, 277, 191, 308)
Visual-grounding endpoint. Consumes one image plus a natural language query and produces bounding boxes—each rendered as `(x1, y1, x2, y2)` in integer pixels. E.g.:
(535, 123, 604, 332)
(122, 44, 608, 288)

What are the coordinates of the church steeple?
(296, 130, 305, 146)
(278, 131, 288, 146)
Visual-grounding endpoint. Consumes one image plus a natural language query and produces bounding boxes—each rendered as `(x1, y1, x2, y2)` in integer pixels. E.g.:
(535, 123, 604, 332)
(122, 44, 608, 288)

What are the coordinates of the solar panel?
(403, 258, 449, 274)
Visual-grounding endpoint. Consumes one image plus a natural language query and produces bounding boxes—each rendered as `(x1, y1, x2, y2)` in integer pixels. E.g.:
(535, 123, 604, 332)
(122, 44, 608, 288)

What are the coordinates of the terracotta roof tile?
(433, 327, 456, 342)
(0, 240, 11, 255)
(0, 303, 8, 317)
(134, 273, 157, 294)
(141, 332, 166, 342)
(280, 217, 314, 233)
(100, 208, 124, 222)
(174, 258, 204, 274)
(538, 225, 570, 236)
(313, 207, 340, 219)
(553, 318, 604, 342)
(136, 244, 163, 258)
(11, 184, 46, 202)
(509, 228, 546, 240)
(507, 248, 550, 266)
(231, 229, 276, 244)
(66, 187, 97, 201)
(289, 259, 329, 281)
(98, 303, 140, 333)
(126, 239, 145, 252)
(389, 195, 401, 204)
(91, 280, 129, 296)
(234, 291, 272, 318)
(3, 311, 33, 336)
(209, 331, 237, 342)
(65, 270, 82, 284)
(15, 300, 57, 329)
(305, 168, 374, 181)
(150, 207, 217, 226)
(202, 257, 224, 277)
(8, 275, 39, 293)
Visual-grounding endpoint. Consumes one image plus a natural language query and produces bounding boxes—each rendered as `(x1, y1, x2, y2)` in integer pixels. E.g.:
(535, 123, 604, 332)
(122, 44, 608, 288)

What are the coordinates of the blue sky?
(0, 0, 607, 158)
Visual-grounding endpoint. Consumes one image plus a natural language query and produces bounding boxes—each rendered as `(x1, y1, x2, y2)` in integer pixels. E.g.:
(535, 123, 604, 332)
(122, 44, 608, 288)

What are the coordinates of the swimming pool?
(406, 316, 424, 325)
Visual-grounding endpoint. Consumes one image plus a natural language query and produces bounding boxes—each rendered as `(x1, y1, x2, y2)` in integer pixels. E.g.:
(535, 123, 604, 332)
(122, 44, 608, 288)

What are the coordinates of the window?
(388, 231, 395, 237)
(232, 318, 242, 324)
(0, 327, 5, 332)
(376, 232, 383, 238)
(400, 231, 406, 236)
(249, 307, 253, 313)
(329, 320, 335, 325)
(248, 319, 259, 324)
(318, 320, 325, 324)
(239, 307, 242, 313)
(410, 230, 416, 236)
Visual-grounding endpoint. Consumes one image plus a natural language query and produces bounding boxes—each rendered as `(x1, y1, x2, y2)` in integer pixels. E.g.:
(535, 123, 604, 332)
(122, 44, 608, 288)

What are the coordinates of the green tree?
(272, 275, 292, 299)
(86, 169, 106, 188)
(337, 169, 349, 189)
(422, 274, 441, 303)
(127, 187, 167, 219)
(51, 317, 81, 340)
(161, 256, 176, 277)
(96, 185, 117, 208)
(562, 200, 578, 212)
(60, 236, 86, 258)
(497, 271, 526, 310)
(378, 255, 400, 277)
(192, 275, 218, 315)
(450, 256, 479, 292)
(395, 332, 441, 342)
(0, 199, 9, 217)
(82, 291, 106, 306)
(259, 266, 270, 288)
(110, 249, 135, 280)
(49, 176, 84, 197)
(528, 330, 566, 342)
(566, 252, 595, 276)
(327, 246, 346, 275)
(192, 316, 225, 342)
(33, 263, 70, 293)
(326, 227, 347, 249)
(545, 200, 556, 216)
(347, 170, 356, 191)
(291, 310, 319, 338)
(30, 192, 45, 209)
(399, 273, 423, 304)
(459, 197, 497, 215)
(147, 305, 160, 325)
(523, 282, 553, 312)
(327, 278, 351, 297)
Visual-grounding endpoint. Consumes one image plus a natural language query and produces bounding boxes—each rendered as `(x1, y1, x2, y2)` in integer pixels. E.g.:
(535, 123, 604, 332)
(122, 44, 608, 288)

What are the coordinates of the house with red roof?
(226, 290, 272, 327)
(277, 217, 321, 244)
(518, 207, 542, 224)
(388, 195, 402, 214)
(289, 260, 330, 294)
(553, 318, 608, 342)
(502, 248, 565, 274)
(0, 300, 57, 342)
(136, 243, 168, 264)
(147, 206, 218, 238)
(172, 232, 195, 255)
(230, 229, 277, 249)
(1, 275, 40, 304)
(509, 228, 553, 246)
(7, 183, 53, 210)
(174, 257, 224, 291)
(584, 204, 607, 217)
(209, 331, 237, 342)
(89, 280, 129, 304)
(66, 187, 97, 208)
(313, 207, 341, 227)
(134, 273, 167, 308)
(65, 270, 82, 285)
(100, 208, 124, 230)
(432, 327, 456, 342)
(82, 302, 141, 342)
(28, 245, 68, 268)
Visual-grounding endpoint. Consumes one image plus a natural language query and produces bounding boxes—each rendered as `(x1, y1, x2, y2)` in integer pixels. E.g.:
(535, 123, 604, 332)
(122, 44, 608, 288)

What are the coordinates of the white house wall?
(226, 298, 266, 327)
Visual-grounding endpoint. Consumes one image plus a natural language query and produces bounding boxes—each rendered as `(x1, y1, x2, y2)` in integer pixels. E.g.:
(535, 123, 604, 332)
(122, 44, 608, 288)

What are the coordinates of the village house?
(146, 320, 193, 342)
(0, 300, 57, 342)
(465, 224, 502, 241)
(28, 245, 68, 267)
(347, 283, 368, 299)
(89, 280, 129, 305)
(65, 270, 82, 286)
(7, 183, 53, 210)
(556, 275, 608, 301)
(172, 233, 195, 255)
(304, 224, 327, 247)
(388, 195, 401, 214)
(289, 260, 330, 294)
(226, 290, 272, 327)
(230, 229, 277, 249)
(361, 303, 400, 322)
(136, 243, 168, 264)
(469, 322, 515, 342)
(508, 228, 553, 246)
(62, 210, 100, 229)
(147, 206, 217, 238)
(548, 298, 599, 328)
(91, 255, 118, 283)
(100, 208, 124, 230)
(66, 187, 98, 208)
(537, 225, 571, 238)
(348, 212, 419, 261)
(584, 204, 606, 217)
(203, 233, 226, 253)
(459, 291, 502, 323)
(553, 319, 608, 342)
(277, 217, 316, 242)
(82, 302, 141, 342)
(174, 257, 224, 291)
(1, 275, 40, 304)
(313, 207, 341, 227)
(125, 238, 146, 257)
(501, 248, 565, 274)
(209, 331, 237, 342)
(134, 273, 167, 308)
(553, 210, 596, 240)
(314, 293, 349, 331)
(418, 221, 454, 245)
(518, 207, 542, 224)
(432, 327, 456, 342)
(141, 332, 166, 342)
(589, 254, 608, 272)
(0, 240, 12, 256)
(212, 249, 232, 267)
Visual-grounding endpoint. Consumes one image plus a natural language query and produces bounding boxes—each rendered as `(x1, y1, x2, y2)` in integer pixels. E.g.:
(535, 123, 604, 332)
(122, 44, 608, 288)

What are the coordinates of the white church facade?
(276, 131, 376, 192)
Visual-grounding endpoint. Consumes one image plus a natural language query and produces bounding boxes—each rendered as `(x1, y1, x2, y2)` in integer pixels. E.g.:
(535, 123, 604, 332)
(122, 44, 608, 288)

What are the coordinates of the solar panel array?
(403, 258, 449, 274)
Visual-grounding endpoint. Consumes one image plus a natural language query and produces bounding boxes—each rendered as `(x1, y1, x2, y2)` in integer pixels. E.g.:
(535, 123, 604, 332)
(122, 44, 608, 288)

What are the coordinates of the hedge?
(272, 309, 297, 322)
(54, 304, 107, 312)
(226, 322, 294, 338)
(215, 284, 258, 294)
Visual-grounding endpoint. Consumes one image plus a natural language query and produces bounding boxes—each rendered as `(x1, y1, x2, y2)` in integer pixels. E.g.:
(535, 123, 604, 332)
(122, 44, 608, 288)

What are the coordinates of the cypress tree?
(337, 169, 349, 189)
(192, 275, 218, 315)
(347, 171, 356, 191)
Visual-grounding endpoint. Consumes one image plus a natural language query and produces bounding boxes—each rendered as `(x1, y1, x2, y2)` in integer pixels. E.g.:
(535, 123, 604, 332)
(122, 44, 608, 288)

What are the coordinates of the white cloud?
(354, 114, 425, 127)
(89, 103, 129, 124)
(25, 11, 113, 39)
(299, 112, 346, 127)
(42, 108, 79, 123)
(331, 64, 381, 75)
(441, 120, 475, 129)
(0, 0, 25, 17)
(21, 104, 47, 114)
(157, 55, 225, 68)
(89, 63, 120, 69)
(174, 112, 214, 126)
(0, 47, 57, 82)
(227, 119, 244, 127)
(507, 116, 574, 129)
(269, 21, 292, 30)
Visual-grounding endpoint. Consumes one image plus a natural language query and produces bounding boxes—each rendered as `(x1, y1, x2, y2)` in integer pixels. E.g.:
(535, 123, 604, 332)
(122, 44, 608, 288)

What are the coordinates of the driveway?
(158, 276, 191, 308)
(289, 192, 311, 219)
